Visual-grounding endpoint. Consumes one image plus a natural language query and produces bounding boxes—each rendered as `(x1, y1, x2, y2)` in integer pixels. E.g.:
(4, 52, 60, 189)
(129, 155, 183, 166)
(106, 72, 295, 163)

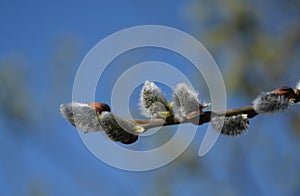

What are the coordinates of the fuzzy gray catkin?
(252, 92, 294, 113)
(172, 83, 201, 121)
(60, 102, 103, 133)
(296, 80, 300, 90)
(99, 112, 143, 144)
(211, 114, 249, 136)
(140, 81, 171, 118)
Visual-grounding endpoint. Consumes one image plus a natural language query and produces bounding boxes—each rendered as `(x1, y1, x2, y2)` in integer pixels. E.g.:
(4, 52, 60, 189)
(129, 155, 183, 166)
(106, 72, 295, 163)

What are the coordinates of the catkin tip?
(60, 102, 103, 133)
(296, 80, 300, 90)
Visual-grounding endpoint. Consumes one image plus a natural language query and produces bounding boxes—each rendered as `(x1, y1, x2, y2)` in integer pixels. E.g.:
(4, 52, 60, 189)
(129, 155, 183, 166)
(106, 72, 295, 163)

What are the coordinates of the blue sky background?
(1, 0, 300, 195)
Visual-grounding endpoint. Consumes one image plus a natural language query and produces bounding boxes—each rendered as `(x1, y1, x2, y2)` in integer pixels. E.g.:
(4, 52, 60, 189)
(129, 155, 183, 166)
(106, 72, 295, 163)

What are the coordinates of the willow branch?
(132, 86, 300, 133)
(60, 84, 300, 143)
(130, 105, 257, 131)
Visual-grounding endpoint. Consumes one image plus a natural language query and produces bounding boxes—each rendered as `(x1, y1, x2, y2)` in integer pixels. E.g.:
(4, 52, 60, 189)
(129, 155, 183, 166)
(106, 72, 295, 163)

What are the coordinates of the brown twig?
(130, 105, 258, 131)
(131, 87, 300, 133)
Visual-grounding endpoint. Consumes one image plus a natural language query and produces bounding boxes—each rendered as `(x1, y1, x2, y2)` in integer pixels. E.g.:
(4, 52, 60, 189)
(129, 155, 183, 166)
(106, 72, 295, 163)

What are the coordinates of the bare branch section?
(60, 81, 300, 144)
(129, 106, 256, 130)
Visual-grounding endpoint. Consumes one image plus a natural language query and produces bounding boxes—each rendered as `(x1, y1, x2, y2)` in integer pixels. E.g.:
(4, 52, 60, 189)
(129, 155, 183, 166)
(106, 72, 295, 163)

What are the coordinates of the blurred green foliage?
(188, 0, 300, 94)
(0, 58, 32, 131)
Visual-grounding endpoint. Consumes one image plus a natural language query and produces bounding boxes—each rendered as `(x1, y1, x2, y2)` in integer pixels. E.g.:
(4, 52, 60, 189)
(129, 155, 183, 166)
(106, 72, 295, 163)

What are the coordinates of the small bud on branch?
(140, 81, 173, 119)
(99, 112, 143, 144)
(211, 114, 249, 136)
(172, 83, 207, 121)
(60, 102, 110, 133)
(253, 87, 297, 113)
